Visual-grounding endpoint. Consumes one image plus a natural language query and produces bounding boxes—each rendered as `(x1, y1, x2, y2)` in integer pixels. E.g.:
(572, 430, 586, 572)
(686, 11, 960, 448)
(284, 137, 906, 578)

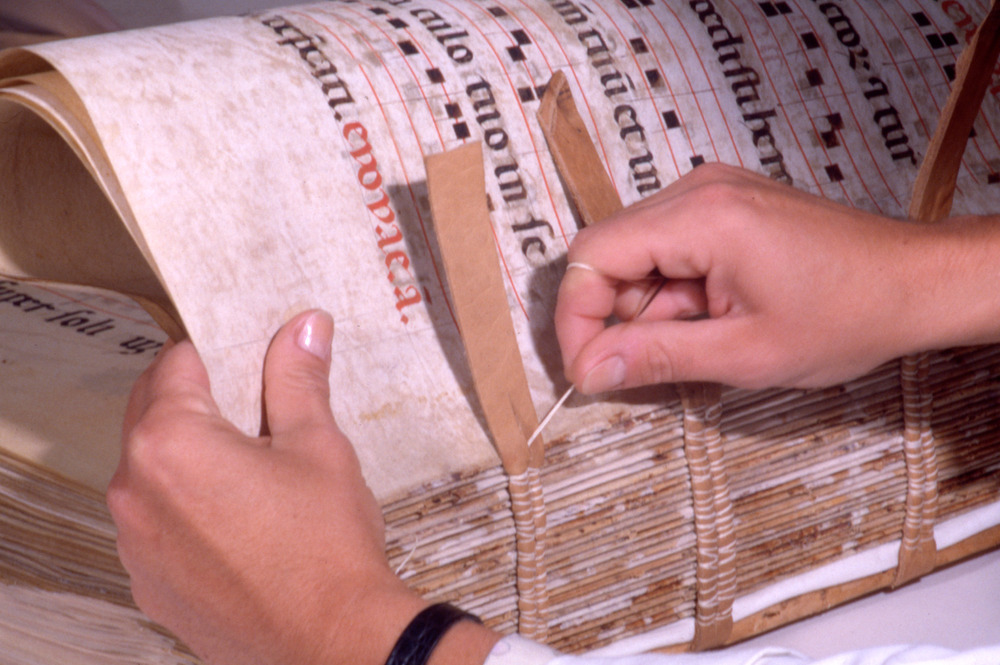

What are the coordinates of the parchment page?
(0, 76, 172, 316)
(0, 280, 165, 490)
(2, 0, 999, 503)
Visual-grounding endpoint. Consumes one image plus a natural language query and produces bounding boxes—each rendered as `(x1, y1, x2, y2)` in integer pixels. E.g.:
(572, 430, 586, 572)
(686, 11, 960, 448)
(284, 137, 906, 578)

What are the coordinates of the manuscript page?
(2, 1, 1000, 502)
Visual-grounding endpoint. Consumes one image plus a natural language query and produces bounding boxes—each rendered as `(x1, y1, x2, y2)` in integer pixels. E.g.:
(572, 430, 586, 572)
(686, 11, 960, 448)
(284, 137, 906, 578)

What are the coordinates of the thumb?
(261, 309, 337, 442)
(570, 318, 752, 393)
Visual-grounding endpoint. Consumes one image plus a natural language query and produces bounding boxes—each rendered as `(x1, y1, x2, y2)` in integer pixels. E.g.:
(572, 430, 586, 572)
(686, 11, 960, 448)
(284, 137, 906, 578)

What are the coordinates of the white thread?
(525, 260, 595, 448)
(526, 385, 575, 448)
(525, 259, 663, 450)
(394, 536, 422, 576)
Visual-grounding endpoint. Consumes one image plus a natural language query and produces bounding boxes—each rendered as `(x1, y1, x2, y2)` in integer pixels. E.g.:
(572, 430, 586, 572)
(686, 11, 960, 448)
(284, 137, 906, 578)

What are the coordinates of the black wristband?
(384, 603, 482, 665)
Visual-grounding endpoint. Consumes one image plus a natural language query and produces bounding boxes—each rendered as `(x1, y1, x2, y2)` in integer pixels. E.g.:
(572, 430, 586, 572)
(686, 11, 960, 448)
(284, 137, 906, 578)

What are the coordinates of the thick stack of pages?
(0, 1, 998, 661)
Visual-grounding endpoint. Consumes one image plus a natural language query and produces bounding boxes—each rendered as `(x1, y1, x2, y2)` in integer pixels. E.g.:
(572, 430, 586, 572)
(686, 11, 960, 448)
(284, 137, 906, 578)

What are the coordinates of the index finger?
(554, 213, 704, 361)
(554, 264, 622, 377)
(122, 340, 219, 436)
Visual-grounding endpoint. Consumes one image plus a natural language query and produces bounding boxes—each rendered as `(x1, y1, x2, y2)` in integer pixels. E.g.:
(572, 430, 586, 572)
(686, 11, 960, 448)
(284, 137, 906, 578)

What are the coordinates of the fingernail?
(296, 310, 333, 361)
(579, 356, 626, 394)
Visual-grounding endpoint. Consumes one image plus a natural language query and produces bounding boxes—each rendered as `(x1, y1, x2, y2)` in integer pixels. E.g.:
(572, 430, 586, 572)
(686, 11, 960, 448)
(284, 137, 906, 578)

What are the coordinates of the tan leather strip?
(425, 143, 541, 475)
(895, 0, 1000, 586)
(907, 0, 1000, 223)
(538, 75, 734, 647)
(537, 70, 624, 227)
(425, 143, 547, 638)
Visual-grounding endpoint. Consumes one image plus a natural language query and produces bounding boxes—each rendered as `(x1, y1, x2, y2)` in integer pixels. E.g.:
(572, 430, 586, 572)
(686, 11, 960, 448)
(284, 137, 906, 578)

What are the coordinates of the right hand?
(555, 163, 1000, 393)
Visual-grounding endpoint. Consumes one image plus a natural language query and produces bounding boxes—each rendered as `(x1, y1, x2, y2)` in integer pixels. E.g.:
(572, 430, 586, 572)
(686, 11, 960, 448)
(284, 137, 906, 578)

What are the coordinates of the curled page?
(2, 0, 1000, 656)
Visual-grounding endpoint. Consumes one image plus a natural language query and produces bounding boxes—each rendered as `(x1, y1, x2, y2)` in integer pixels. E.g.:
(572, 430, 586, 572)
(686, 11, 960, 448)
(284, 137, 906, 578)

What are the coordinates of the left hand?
(107, 310, 427, 665)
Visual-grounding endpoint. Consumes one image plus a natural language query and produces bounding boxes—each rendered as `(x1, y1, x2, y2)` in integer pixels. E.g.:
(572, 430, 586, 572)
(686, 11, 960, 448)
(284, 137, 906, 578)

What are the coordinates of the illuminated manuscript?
(1, 1, 999, 661)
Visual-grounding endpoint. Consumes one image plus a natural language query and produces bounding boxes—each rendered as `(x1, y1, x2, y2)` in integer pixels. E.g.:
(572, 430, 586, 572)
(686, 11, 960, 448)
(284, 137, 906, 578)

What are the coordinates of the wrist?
(894, 215, 1000, 355)
(424, 611, 502, 665)
(320, 577, 428, 665)
(332, 582, 501, 665)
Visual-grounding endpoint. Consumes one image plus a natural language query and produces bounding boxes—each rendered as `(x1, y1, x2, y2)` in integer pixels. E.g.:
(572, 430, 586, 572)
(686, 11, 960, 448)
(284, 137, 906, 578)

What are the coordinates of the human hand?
(555, 163, 1000, 393)
(107, 310, 429, 665)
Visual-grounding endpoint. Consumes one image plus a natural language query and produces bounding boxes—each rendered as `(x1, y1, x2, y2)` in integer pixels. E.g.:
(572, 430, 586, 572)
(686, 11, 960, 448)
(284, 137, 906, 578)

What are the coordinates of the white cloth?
(485, 636, 1000, 665)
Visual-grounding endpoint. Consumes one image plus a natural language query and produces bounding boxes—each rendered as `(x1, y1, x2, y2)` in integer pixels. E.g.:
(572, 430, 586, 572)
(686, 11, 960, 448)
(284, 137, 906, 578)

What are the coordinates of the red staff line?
(772, 2, 852, 198)
(782, 0, 892, 210)
(506, 0, 627, 204)
(882, 0, 1000, 182)
(320, 3, 536, 323)
(332, 5, 451, 149)
(480, 0, 609, 224)
(644, 3, 735, 168)
(439, 0, 572, 252)
(305, 7, 459, 330)
(634, 4, 713, 175)
(588, 1, 699, 178)
(725, 3, 824, 194)
(861, 1, 974, 198)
